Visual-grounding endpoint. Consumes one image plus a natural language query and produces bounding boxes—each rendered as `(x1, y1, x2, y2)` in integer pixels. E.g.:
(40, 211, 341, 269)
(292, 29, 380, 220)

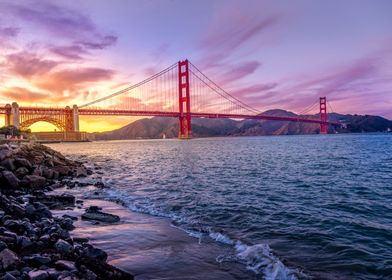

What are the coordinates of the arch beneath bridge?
(20, 117, 66, 131)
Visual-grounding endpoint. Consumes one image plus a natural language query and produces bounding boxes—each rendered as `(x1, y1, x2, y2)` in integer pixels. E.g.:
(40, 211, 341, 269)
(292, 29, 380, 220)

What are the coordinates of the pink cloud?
(1, 87, 49, 102)
(34, 67, 115, 93)
(5, 51, 59, 78)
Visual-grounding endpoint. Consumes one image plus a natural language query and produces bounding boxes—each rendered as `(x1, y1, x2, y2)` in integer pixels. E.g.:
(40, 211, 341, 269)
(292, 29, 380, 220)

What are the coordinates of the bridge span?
(0, 60, 340, 138)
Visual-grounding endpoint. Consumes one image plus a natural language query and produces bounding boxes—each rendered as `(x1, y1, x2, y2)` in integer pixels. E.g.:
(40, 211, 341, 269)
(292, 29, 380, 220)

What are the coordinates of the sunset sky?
(0, 0, 391, 132)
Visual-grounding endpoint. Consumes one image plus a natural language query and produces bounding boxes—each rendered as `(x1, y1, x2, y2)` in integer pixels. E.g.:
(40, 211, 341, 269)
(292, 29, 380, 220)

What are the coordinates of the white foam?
(235, 243, 300, 280)
(89, 187, 306, 280)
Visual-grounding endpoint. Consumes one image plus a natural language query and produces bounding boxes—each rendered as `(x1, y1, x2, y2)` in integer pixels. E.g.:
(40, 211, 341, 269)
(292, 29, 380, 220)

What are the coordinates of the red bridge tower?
(178, 60, 191, 139)
(319, 97, 327, 134)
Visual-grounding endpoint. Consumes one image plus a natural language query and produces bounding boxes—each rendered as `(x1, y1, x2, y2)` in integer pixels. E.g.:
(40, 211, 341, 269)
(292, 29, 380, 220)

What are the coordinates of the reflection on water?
(49, 134, 392, 279)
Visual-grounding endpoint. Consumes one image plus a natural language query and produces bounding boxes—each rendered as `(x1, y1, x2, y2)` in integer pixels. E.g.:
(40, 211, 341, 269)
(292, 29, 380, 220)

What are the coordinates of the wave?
(80, 186, 305, 280)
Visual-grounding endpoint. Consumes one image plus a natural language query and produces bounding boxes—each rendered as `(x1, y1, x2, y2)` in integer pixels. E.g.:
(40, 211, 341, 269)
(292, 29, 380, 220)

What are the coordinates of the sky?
(0, 0, 391, 132)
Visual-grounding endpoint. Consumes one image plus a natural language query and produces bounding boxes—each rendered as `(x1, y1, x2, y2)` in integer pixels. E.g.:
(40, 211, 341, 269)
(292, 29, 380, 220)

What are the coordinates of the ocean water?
(49, 134, 392, 279)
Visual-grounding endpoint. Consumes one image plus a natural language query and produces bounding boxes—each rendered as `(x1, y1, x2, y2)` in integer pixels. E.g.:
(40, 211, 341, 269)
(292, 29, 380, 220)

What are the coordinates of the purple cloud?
(5, 51, 59, 78)
(219, 61, 261, 84)
(48, 45, 89, 60)
(0, 26, 19, 38)
(231, 83, 278, 97)
(1, 1, 117, 59)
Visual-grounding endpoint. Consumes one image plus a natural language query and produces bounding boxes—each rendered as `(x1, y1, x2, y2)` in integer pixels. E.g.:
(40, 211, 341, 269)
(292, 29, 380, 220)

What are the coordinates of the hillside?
(92, 110, 392, 140)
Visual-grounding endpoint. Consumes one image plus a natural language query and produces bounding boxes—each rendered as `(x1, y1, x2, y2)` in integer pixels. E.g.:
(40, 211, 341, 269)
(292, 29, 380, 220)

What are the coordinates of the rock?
(1, 273, 17, 280)
(28, 270, 49, 280)
(0, 159, 16, 171)
(0, 195, 25, 217)
(30, 194, 75, 209)
(17, 236, 33, 250)
(76, 257, 134, 280)
(41, 168, 53, 179)
(0, 241, 7, 251)
(82, 245, 107, 262)
(14, 167, 29, 178)
(22, 175, 46, 189)
(81, 207, 120, 223)
(0, 149, 12, 161)
(1, 171, 19, 188)
(73, 237, 88, 244)
(53, 166, 70, 176)
(0, 248, 19, 270)
(55, 260, 75, 271)
(14, 158, 32, 169)
(59, 218, 74, 230)
(24, 255, 52, 266)
(76, 166, 88, 177)
(26, 203, 52, 219)
(54, 239, 73, 254)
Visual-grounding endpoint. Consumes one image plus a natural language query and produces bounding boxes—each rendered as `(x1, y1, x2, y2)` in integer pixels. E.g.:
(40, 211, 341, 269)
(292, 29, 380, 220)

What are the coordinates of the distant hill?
(92, 110, 392, 140)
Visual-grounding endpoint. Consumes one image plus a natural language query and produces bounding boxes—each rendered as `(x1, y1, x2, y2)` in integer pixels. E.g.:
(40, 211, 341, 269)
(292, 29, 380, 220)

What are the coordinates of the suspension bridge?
(0, 59, 339, 139)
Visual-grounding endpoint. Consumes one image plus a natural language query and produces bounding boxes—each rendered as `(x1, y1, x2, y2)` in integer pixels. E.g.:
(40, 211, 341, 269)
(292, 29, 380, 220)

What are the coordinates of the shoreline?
(0, 142, 134, 279)
(51, 193, 256, 280)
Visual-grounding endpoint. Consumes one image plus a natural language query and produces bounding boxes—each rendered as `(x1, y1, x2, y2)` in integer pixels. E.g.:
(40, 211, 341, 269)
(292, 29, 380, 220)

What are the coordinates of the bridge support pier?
(10, 102, 20, 129)
(319, 97, 327, 134)
(4, 104, 11, 127)
(72, 105, 80, 132)
(178, 60, 191, 139)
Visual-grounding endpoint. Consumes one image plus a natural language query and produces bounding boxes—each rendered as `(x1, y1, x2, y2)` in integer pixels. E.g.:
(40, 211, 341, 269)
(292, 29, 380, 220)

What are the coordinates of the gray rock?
(1, 171, 19, 188)
(53, 166, 70, 176)
(17, 236, 33, 250)
(23, 175, 46, 188)
(82, 246, 107, 262)
(0, 159, 16, 171)
(0, 241, 7, 251)
(0, 248, 19, 270)
(14, 167, 29, 178)
(25, 255, 52, 266)
(0, 149, 12, 161)
(1, 273, 17, 280)
(41, 168, 54, 179)
(55, 260, 76, 271)
(76, 166, 88, 177)
(54, 239, 73, 254)
(81, 207, 120, 223)
(14, 157, 32, 169)
(28, 270, 49, 280)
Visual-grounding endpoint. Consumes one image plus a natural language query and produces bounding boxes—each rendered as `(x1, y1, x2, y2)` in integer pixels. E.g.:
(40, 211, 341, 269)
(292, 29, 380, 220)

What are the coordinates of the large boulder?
(0, 248, 19, 270)
(14, 157, 33, 169)
(21, 175, 46, 189)
(0, 149, 12, 161)
(54, 239, 73, 254)
(28, 270, 49, 280)
(1, 171, 20, 188)
(81, 206, 120, 223)
(1, 159, 16, 171)
(53, 166, 70, 176)
(14, 167, 29, 178)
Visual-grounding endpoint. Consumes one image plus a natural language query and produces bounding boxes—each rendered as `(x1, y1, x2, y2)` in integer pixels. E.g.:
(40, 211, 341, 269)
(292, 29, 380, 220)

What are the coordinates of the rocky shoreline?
(0, 143, 134, 280)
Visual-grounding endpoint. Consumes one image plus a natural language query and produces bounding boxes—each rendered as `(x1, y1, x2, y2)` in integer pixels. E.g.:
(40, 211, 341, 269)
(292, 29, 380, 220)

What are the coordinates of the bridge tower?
(178, 60, 191, 139)
(319, 97, 327, 134)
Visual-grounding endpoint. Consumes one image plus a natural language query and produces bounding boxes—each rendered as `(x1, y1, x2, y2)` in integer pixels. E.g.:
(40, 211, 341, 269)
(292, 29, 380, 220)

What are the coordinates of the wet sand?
(53, 198, 257, 280)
